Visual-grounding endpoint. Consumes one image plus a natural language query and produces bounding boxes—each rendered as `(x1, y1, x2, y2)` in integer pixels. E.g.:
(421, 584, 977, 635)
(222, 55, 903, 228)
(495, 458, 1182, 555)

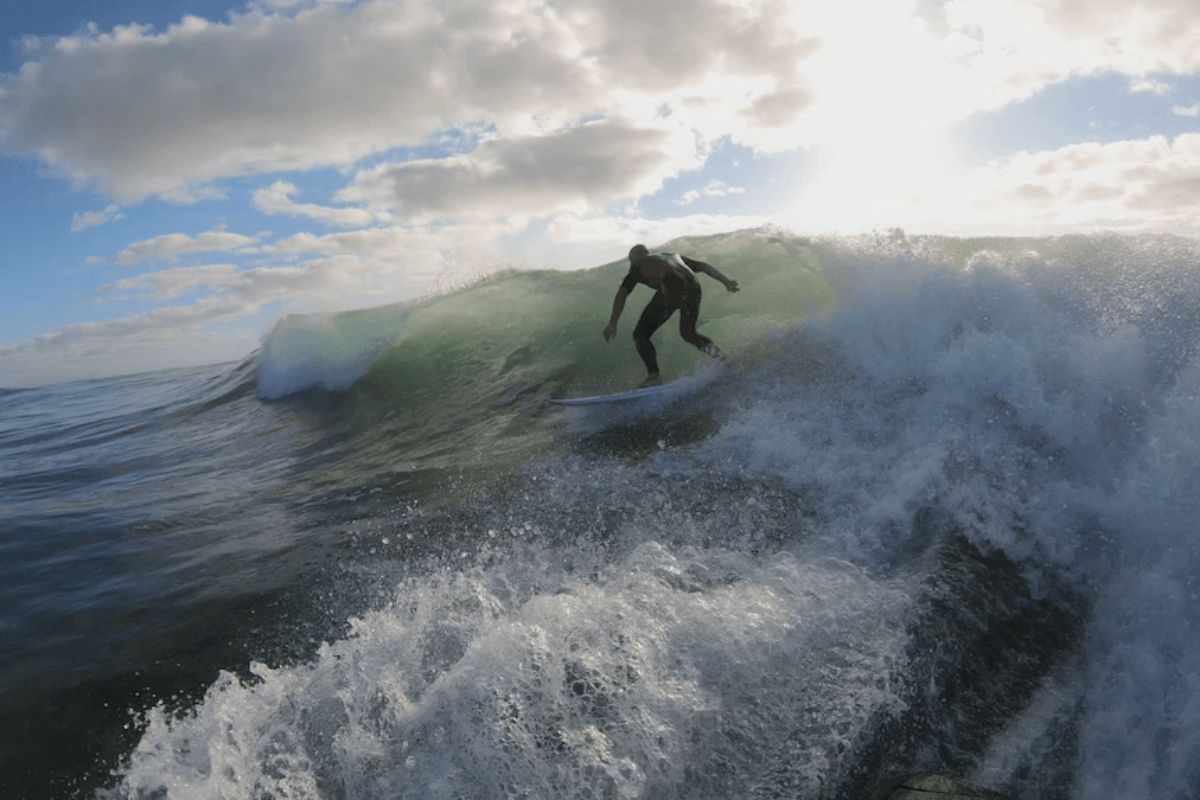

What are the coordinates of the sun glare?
(778, 1, 978, 233)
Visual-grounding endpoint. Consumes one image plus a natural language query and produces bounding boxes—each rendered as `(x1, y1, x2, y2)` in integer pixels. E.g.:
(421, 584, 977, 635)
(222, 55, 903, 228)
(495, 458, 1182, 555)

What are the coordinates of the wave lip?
(256, 306, 409, 399)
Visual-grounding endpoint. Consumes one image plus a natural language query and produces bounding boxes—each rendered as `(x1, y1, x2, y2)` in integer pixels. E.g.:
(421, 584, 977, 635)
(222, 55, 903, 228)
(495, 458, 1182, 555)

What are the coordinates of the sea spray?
(695, 232, 1200, 795)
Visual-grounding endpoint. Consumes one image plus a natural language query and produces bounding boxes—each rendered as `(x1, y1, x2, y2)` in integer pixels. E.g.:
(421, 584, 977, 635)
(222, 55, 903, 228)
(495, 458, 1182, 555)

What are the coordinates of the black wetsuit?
(621, 253, 714, 374)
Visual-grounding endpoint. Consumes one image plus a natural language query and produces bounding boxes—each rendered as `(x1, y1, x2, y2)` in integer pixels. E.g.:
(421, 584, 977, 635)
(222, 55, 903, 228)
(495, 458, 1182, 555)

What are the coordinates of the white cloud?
(252, 180, 379, 227)
(677, 180, 746, 205)
(338, 119, 699, 222)
(0, 0, 819, 202)
(743, 83, 816, 127)
(70, 203, 123, 232)
(789, 0, 1199, 157)
(264, 220, 520, 262)
(3, 0, 1197, 230)
(102, 263, 241, 299)
(112, 230, 258, 266)
(1129, 77, 1171, 95)
(941, 0, 1200, 97)
(972, 133, 1200, 233)
(12, 297, 253, 348)
(0, 298, 258, 388)
(157, 183, 230, 205)
(790, 132, 1200, 235)
(1173, 104, 1200, 117)
(107, 252, 422, 308)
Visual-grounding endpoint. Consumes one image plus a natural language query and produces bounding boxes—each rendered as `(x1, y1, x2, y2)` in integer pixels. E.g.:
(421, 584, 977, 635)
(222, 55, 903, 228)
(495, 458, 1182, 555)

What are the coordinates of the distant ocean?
(2, 229, 1198, 798)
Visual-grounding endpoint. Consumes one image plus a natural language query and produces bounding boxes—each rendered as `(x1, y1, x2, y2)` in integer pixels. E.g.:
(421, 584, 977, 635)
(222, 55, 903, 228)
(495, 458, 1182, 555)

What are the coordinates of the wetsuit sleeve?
(620, 267, 638, 293)
(681, 256, 707, 273)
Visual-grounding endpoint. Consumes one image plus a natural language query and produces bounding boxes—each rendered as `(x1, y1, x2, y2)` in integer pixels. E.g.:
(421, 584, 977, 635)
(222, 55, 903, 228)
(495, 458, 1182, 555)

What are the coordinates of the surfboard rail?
(550, 382, 674, 406)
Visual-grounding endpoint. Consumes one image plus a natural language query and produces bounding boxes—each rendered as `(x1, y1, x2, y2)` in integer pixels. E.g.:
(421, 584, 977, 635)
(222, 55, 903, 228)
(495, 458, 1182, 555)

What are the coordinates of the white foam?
(109, 541, 912, 798)
(692, 234, 1200, 795)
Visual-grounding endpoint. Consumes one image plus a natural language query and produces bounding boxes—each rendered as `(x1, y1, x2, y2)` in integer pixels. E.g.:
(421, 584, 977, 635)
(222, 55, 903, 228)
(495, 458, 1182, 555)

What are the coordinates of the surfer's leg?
(633, 293, 674, 377)
(678, 288, 719, 357)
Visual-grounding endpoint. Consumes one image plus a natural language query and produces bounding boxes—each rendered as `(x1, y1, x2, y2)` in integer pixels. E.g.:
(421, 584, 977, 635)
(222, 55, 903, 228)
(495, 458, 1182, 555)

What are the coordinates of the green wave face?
(371, 231, 829, 395)
(260, 229, 833, 488)
(349, 231, 830, 462)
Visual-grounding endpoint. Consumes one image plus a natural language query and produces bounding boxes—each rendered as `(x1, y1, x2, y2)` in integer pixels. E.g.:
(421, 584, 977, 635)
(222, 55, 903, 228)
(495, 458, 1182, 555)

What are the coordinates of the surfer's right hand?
(602, 323, 617, 342)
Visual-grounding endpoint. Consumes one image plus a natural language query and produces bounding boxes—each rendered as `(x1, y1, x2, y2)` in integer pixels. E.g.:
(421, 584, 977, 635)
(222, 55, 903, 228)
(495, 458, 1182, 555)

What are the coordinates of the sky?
(1, 0, 1198, 387)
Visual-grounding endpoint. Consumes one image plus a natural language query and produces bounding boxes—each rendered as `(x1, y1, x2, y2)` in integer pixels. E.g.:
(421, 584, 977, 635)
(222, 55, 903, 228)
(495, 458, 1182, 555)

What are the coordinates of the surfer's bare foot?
(702, 343, 724, 360)
(639, 373, 662, 387)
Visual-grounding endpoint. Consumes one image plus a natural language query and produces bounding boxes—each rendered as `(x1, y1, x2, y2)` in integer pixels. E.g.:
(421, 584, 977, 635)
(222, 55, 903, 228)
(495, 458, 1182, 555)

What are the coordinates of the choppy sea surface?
(2, 229, 1198, 799)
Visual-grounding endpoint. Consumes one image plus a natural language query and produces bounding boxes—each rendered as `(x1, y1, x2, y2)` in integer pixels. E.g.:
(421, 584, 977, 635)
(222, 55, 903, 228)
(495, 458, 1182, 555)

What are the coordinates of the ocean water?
(1, 228, 1198, 798)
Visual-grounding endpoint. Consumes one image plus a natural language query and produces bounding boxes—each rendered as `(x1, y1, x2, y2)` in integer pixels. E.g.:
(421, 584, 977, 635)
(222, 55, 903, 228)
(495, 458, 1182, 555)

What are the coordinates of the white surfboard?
(550, 382, 675, 406)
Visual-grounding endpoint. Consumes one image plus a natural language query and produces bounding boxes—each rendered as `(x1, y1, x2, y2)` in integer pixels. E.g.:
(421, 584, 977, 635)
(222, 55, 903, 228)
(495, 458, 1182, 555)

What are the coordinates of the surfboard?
(550, 382, 674, 406)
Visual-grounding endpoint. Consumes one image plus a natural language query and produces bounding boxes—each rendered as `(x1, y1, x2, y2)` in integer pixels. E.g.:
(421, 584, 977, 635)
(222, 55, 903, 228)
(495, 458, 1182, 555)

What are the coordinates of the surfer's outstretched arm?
(683, 257, 739, 292)
(603, 286, 631, 341)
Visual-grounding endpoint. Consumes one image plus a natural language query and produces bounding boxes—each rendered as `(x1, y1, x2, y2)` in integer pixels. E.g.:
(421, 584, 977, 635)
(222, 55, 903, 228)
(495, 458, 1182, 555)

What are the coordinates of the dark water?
(2, 230, 1198, 798)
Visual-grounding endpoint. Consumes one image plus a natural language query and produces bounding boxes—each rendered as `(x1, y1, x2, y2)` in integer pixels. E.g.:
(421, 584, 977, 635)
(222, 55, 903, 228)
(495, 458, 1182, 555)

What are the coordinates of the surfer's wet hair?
(628, 244, 649, 263)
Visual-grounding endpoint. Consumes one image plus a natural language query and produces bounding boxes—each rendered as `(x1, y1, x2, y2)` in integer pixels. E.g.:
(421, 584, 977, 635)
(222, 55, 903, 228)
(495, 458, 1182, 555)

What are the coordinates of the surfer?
(602, 244, 739, 386)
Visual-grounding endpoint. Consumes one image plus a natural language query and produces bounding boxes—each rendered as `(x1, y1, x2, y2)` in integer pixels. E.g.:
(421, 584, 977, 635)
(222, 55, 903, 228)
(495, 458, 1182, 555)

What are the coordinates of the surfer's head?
(628, 244, 649, 264)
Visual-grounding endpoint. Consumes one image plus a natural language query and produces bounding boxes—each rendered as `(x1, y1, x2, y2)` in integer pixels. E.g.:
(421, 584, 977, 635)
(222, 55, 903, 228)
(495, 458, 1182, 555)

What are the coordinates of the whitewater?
(1, 229, 1197, 798)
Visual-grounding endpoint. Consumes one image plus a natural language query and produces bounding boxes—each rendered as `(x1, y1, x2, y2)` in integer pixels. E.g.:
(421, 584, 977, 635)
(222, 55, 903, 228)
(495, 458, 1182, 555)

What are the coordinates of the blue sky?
(1, 0, 1199, 386)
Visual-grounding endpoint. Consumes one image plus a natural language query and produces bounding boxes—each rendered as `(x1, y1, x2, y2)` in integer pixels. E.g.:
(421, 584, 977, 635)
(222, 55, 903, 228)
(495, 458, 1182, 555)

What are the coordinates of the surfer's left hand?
(724, 280, 740, 293)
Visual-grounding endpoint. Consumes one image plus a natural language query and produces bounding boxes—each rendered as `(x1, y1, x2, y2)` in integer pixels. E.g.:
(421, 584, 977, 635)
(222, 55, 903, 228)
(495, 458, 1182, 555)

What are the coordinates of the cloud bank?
(339, 120, 698, 222)
(976, 133, 1200, 233)
(0, 0, 818, 202)
(70, 204, 123, 232)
